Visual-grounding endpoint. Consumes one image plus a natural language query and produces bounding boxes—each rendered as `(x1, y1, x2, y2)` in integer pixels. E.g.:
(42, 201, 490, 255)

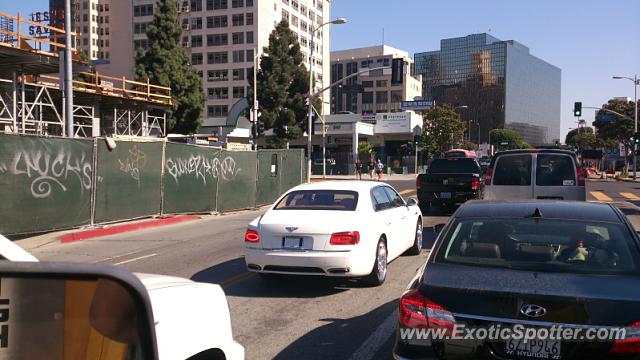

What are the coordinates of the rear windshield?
(536, 154, 576, 186)
(436, 218, 638, 274)
(493, 154, 532, 185)
(274, 190, 358, 211)
(428, 158, 480, 174)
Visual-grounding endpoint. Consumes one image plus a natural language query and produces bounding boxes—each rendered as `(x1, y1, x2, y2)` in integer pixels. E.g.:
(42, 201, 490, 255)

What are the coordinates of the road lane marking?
(620, 192, 640, 201)
(590, 191, 613, 202)
(221, 271, 255, 289)
(348, 309, 398, 360)
(399, 189, 415, 195)
(114, 253, 157, 266)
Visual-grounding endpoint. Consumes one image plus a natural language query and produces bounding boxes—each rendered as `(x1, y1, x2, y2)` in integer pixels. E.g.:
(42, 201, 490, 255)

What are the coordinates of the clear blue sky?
(4, 0, 639, 140)
(329, 0, 640, 140)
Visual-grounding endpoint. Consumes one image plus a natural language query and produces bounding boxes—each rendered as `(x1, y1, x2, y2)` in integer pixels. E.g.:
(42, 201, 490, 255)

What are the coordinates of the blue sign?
(401, 100, 434, 111)
(596, 114, 616, 122)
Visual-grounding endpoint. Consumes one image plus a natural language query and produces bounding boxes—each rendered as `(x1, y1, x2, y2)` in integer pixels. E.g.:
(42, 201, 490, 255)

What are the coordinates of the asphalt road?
(21, 177, 640, 360)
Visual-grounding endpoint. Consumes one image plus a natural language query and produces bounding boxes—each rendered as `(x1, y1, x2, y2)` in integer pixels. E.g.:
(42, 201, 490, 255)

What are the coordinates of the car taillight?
(577, 167, 586, 186)
(484, 167, 493, 185)
(330, 231, 360, 245)
(471, 177, 479, 190)
(609, 321, 640, 354)
(244, 229, 260, 243)
(399, 289, 456, 331)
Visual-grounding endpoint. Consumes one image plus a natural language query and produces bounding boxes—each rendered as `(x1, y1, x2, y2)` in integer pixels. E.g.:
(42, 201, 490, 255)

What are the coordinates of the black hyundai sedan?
(394, 201, 640, 360)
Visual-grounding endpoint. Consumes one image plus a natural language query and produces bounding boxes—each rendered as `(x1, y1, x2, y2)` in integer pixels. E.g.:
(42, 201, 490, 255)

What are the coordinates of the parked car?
(484, 149, 586, 201)
(394, 200, 640, 360)
(0, 234, 244, 360)
(243, 181, 423, 286)
(416, 157, 483, 213)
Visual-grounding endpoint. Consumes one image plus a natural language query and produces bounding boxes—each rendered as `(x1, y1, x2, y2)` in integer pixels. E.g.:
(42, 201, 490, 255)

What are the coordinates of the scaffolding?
(0, 12, 172, 138)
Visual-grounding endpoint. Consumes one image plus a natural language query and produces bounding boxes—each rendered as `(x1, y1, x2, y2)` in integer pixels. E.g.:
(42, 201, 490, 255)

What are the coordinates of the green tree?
(489, 129, 531, 149)
(421, 104, 465, 158)
(593, 99, 637, 152)
(565, 127, 597, 149)
(357, 142, 375, 161)
(248, 20, 320, 148)
(135, 0, 204, 134)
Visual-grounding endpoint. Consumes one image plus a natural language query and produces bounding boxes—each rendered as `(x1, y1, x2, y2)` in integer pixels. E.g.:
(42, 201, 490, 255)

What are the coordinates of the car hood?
(134, 272, 208, 291)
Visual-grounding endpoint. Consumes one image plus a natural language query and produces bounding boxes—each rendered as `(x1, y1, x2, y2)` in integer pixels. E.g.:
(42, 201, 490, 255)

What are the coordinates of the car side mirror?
(406, 198, 418, 207)
(0, 262, 158, 360)
(434, 223, 446, 235)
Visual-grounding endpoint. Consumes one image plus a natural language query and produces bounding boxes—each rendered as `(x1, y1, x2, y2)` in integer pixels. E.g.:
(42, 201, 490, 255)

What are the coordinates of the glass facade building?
(414, 34, 561, 145)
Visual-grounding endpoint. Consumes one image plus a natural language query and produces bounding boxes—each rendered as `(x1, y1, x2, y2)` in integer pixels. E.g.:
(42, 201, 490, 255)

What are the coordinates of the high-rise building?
(414, 33, 561, 146)
(330, 45, 422, 115)
(51, 0, 332, 135)
(49, 0, 134, 79)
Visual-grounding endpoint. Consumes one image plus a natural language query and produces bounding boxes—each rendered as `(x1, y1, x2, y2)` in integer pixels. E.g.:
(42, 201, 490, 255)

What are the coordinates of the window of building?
(233, 86, 245, 98)
(245, 13, 254, 25)
(282, 10, 289, 21)
(208, 70, 228, 82)
(232, 69, 245, 81)
(282, 0, 289, 5)
(207, 33, 228, 46)
(232, 32, 244, 44)
(191, 35, 203, 47)
(244, 31, 253, 44)
(83, 25, 88, 34)
(376, 80, 388, 87)
(191, 0, 203, 11)
(208, 51, 228, 64)
(208, 87, 229, 99)
(83, 14, 88, 22)
(232, 14, 244, 26)
(83, 38, 88, 46)
(208, 105, 228, 117)
(300, 21, 307, 32)
(246, 0, 253, 6)
(291, 15, 298, 27)
(92, 14, 96, 22)
(133, 4, 154, 17)
(105, 4, 109, 11)
(209, 0, 227, 10)
(232, 0, 243, 8)
(191, 17, 202, 29)
(300, 37, 307, 48)
(207, 15, 228, 28)
(92, 38, 96, 46)
(246, 49, 254, 61)
(83, 1, 88, 10)
(300, 5, 307, 15)
(191, 53, 203, 65)
(232, 50, 245, 63)
(362, 81, 374, 88)
(291, 0, 299, 11)
(316, 0, 323, 11)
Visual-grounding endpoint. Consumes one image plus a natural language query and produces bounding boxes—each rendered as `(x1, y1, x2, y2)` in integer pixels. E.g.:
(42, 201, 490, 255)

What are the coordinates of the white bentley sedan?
(244, 181, 423, 286)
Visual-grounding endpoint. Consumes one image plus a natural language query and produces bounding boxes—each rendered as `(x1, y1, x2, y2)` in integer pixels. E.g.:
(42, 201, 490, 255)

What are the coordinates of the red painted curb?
(60, 215, 200, 244)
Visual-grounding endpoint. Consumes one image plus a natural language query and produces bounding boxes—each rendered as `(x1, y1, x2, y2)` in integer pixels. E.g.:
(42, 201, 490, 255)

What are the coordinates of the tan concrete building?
(330, 45, 422, 115)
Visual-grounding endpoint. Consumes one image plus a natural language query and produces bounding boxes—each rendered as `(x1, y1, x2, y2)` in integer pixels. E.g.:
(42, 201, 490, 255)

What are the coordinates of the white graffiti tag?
(165, 154, 241, 185)
(118, 145, 147, 183)
(7, 148, 92, 198)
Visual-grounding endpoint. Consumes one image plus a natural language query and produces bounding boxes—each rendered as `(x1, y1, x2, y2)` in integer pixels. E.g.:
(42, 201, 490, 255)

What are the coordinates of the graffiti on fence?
(0, 148, 92, 198)
(165, 153, 241, 185)
(117, 145, 147, 183)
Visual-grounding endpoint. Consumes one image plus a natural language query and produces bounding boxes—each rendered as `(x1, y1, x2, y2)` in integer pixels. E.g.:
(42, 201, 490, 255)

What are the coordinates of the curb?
(59, 215, 200, 244)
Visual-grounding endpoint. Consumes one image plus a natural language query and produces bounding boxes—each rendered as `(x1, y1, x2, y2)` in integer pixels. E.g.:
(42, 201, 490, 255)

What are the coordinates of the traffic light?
(413, 135, 421, 146)
(634, 132, 640, 144)
(573, 102, 582, 117)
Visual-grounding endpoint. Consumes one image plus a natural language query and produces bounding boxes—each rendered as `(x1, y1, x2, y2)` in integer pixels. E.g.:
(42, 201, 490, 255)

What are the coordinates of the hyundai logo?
(285, 227, 299, 233)
(520, 304, 547, 318)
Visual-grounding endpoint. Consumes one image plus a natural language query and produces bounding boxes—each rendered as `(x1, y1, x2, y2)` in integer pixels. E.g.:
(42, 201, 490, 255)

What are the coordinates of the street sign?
(596, 114, 616, 122)
(401, 100, 434, 111)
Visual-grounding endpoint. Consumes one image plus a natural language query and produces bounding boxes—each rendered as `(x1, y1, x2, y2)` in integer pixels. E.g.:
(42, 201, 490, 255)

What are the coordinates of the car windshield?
(437, 218, 638, 274)
(274, 190, 359, 211)
(428, 159, 480, 174)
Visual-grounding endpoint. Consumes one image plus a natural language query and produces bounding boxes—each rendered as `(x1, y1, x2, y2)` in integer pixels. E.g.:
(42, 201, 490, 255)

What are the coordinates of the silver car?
(483, 149, 586, 201)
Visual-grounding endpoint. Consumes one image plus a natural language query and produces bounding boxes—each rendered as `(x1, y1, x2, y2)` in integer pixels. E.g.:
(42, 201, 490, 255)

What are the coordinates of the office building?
(414, 33, 561, 146)
(51, 0, 332, 136)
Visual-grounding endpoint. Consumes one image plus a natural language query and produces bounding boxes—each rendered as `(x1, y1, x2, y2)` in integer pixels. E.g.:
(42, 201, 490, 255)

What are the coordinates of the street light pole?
(64, 0, 73, 137)
(613, 75, 639, 180)
(307, 18, 346, 182)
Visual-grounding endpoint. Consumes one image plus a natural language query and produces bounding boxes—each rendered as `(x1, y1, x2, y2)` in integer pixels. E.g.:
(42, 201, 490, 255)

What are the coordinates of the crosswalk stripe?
(590, 191, 613, 202)
(620, 192, 640, 201)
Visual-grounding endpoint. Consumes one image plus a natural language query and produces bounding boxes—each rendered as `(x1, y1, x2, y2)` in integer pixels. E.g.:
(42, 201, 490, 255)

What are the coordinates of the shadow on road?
(191, 257, 247, 284)
(273, 299, 399, 360)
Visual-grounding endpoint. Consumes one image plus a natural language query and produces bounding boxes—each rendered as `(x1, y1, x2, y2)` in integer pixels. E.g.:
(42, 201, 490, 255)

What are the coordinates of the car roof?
(489, 149, 578, 166)
(289, 180, 392, 193)
(455, 200, 622, 223)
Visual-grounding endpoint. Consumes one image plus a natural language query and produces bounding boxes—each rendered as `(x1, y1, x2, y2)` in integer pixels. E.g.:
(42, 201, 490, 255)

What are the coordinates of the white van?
(483, 149, 586, 201)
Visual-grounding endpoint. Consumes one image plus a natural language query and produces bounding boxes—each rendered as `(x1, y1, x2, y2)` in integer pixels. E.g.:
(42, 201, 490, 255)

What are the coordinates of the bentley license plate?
(283, 237, 304, 249)
(505, 338, 561, 359)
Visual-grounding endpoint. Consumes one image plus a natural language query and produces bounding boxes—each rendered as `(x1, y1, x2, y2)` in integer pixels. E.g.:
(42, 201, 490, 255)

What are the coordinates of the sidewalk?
(311, 173, 417, 181)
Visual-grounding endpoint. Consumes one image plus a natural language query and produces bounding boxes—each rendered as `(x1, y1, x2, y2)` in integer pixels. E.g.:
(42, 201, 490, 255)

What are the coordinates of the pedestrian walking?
(355, 159, 362, 180)
(368, 159, 375, 178)
(375, 159, 385, 181)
